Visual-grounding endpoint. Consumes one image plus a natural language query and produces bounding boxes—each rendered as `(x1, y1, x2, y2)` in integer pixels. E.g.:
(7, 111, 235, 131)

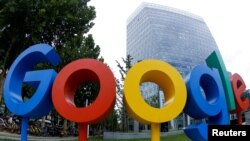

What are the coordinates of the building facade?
(127, 3, 220, 130)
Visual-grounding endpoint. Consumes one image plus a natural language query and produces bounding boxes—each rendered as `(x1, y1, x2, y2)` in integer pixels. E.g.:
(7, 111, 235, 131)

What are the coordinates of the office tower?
(127, 3, 220, 130)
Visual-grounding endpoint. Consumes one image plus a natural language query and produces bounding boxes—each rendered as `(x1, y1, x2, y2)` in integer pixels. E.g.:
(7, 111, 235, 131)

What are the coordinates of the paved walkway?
(0, 131, 77, 141)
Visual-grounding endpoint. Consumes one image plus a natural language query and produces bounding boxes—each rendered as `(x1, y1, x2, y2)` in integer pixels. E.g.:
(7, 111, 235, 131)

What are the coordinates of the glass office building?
(127, 3, 220, 130)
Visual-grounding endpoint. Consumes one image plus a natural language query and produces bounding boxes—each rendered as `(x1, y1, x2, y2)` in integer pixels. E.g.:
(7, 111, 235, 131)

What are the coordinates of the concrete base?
(103, 130, 183, 139)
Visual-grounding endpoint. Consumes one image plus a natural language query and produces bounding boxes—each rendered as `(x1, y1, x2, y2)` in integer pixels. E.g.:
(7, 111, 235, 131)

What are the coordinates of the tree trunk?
(0, 69, 6, 103)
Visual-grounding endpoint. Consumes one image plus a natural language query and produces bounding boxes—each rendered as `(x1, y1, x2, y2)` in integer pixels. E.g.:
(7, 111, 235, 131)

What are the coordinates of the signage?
(4, 44, 249, 141)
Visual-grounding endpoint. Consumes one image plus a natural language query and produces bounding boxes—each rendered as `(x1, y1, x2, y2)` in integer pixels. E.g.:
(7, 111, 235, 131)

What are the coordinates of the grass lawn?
(84, 133, 191, 141)
(1, 133, 191, 141)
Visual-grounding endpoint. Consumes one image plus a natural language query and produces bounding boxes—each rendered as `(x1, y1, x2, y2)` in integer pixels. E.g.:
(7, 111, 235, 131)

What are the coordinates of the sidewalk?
(0, 131, 77, 141)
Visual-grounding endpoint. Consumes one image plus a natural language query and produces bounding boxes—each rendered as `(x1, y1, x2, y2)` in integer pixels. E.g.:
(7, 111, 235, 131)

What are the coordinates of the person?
(8, 116, 13, 124)
(69, 125, 76, 136)
(42, 125, 48, 136)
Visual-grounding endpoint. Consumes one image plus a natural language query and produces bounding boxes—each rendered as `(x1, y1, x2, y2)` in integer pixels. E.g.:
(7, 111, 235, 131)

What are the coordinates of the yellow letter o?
(124, 59, 187, 124)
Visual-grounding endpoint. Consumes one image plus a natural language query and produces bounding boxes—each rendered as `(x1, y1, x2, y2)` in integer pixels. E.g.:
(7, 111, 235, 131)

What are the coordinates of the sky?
(88, 0, 250, 88)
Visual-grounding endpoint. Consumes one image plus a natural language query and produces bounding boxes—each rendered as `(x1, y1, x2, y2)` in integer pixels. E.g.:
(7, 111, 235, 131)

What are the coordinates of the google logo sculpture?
(3, 44, 249, 141)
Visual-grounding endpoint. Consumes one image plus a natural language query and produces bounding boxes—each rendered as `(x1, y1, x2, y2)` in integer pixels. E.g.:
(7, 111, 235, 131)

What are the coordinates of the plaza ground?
(0, 131, 191, 141)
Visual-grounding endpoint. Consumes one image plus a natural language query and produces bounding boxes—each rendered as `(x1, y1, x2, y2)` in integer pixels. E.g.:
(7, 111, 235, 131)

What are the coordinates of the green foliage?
(74, 82, 99, 107)
(0, 0, 96, 70)
(56, 34, 102, 107)
(116, 55, 133, 81)
(0, 0, 108, 132)
(0, 0, 101, 103)
(116, 55, 134, 132)
(57, 34, 101, 69)
(91, 110, 119, 135)
(145, 94, 160, 108)
(22, 83, 36, 102)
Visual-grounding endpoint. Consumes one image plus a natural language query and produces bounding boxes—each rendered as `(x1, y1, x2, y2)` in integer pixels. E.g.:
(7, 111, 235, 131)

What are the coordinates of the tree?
(91, 110, 119, 136)
(115, 54, 133, 132)
(145, 93, 160, 108)
(53, 33, 103, 132)
(0, 0, 106, 135)
(0, 0, 96, 101)
(70, 34, 102, 107)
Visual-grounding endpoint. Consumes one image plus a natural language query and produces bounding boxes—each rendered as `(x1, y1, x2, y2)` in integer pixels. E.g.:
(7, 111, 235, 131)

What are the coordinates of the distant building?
(127, 3, 220, 131)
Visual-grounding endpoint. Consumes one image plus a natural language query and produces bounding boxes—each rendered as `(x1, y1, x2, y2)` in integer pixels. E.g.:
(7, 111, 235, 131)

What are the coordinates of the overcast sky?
(88, 0, 250, 88)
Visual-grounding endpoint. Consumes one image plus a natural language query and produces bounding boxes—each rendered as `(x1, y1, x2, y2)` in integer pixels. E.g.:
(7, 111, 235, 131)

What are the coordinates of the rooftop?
(127, 2, 203, 24)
